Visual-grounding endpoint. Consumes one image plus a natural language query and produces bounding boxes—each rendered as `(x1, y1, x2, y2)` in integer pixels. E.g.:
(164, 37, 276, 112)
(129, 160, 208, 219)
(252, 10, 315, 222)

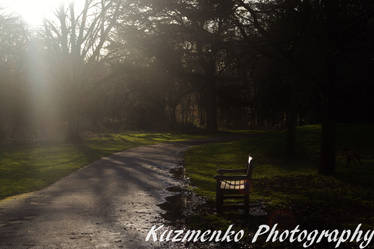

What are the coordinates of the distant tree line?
(0, 0, 373, 174)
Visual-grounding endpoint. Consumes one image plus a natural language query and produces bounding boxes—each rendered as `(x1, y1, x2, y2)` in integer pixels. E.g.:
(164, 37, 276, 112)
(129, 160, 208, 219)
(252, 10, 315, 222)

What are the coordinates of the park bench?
(215, 155, 253, 214)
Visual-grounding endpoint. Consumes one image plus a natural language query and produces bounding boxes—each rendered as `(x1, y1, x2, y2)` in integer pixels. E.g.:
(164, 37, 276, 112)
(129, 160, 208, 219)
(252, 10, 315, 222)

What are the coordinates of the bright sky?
(0, 0, 83, 26)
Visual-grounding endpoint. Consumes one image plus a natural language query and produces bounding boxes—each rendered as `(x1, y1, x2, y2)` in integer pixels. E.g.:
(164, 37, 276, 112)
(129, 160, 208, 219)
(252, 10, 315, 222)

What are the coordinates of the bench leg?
(216, 182, 223, 214)
(216, 191, 223, 213)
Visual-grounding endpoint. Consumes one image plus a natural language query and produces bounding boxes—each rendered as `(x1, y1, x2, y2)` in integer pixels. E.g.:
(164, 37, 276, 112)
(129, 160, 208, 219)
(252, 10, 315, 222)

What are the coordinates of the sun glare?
(1, 0, 82, 26)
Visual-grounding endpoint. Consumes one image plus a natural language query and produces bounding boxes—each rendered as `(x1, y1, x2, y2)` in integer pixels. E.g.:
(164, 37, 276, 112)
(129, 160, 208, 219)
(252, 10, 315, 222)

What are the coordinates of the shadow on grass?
(0, 131, 210, 200)
(184, 124, 374, 231)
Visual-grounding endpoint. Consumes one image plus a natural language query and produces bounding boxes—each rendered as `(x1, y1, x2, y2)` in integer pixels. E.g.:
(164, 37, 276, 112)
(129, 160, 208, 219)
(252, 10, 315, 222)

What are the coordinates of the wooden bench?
(215, 155, 253, 214)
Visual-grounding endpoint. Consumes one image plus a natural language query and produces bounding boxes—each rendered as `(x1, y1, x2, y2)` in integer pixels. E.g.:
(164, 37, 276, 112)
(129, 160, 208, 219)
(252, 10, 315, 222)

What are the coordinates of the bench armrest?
(217, 168, 247, 174)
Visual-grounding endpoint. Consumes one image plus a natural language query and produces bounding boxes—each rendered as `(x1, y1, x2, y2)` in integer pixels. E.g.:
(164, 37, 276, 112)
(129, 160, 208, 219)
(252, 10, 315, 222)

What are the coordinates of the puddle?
(158, 192, 187, 223)
(159, 164, 206, 226)
(166, 186, 183, 193)
(169, 166, 186, 180)
(158, 163, 271, 249)
(8, 220, 23, 225)
(161, 165, 268, 225)
(24, 216, 36, 220)
(158, 190, 250, 249)
(158, 162, 284, 249)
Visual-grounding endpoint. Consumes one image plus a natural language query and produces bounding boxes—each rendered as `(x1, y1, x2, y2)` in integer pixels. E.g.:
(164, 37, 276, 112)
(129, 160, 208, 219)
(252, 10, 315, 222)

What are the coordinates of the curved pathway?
(0, 141, 208, 249)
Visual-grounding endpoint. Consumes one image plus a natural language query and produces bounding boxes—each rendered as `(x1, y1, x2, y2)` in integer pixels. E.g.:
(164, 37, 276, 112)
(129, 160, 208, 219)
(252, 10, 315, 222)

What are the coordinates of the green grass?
(185, 124, 374, 227)
(0, 132, 208, 200)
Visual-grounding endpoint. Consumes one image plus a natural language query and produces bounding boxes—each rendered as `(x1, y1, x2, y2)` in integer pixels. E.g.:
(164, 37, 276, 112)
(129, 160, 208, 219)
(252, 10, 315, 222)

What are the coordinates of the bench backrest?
(247, 155, 254, 179)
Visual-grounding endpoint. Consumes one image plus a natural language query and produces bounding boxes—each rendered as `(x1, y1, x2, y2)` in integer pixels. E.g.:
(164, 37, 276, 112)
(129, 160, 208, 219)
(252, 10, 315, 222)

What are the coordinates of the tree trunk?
(320, 112, 336, 175)
(319, 0, 338, 175)
(319, 63, 336, 175)
(286, 109, 297, 159)
(168, 104, 177, 129)
(206, 78, 217, 132)
(66, 112, 81, 143)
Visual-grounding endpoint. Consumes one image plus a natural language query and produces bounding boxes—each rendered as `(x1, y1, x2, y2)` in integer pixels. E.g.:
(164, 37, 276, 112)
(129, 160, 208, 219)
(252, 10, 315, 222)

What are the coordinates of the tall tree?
(319, 0, 373, 174)
(116, 0, 238, 131)
(42, 0, 121, 140)
(0, 14, 29, 140)
(233, 0, 374, 172)
(233, 0, 316, 157)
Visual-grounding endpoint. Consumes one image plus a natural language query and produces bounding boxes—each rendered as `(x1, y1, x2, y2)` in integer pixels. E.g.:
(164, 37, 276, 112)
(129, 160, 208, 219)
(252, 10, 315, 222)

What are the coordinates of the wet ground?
(157, 157, 270, 249)
(0, 137, 269, 249)
(0, 142, 201, 249)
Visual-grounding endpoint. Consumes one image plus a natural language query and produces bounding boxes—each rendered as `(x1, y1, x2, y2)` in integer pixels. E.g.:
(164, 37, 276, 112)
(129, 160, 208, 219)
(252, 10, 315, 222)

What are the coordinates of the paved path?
(0, 142, 205, 249)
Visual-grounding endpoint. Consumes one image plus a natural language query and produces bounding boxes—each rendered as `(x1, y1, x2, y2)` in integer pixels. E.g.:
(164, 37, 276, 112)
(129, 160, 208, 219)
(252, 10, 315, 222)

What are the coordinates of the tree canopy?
(0, 0, 373, 174)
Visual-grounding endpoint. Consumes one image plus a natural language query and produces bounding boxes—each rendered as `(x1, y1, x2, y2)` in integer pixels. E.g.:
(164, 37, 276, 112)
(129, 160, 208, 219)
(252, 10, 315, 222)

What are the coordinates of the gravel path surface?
(0, 141, 206, 249)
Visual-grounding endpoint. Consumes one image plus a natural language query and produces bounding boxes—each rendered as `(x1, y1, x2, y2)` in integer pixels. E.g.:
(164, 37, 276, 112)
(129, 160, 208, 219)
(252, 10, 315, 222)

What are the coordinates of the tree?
(232, 0, 318, 157)
(233, 0, 374, 172)
(0, 13, 29, 141)
(111, 0, 240, 131)
(319, 0, 374, 174)
(42, 0, 121, 140)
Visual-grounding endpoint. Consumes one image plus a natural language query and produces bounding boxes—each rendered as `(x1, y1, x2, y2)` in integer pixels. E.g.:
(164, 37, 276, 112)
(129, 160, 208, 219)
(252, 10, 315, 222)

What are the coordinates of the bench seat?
(220, 180, 247, 190)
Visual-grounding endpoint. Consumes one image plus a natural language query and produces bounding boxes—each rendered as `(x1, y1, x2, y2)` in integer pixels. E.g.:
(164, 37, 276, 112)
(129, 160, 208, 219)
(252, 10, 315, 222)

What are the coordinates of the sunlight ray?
(0, 0, 84, 26)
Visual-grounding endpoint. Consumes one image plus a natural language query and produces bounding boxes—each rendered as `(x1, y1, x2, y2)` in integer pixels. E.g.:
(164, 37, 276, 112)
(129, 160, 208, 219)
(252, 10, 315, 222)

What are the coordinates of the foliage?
(0, 0, 372, 175)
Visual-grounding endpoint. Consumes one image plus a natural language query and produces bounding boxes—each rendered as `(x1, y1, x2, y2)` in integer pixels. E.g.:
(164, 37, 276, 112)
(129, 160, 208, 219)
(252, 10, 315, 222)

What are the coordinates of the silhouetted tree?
(42, 0, 121, 141)
(0, 14, 29, 141)
(112, 0, 240, 131)
(233, 0, 374, 172)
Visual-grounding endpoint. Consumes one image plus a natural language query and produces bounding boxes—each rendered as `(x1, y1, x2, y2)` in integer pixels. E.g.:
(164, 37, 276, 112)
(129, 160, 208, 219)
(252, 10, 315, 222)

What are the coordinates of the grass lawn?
(0, 132, 208, 200)
(184, 124, 374, 228)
